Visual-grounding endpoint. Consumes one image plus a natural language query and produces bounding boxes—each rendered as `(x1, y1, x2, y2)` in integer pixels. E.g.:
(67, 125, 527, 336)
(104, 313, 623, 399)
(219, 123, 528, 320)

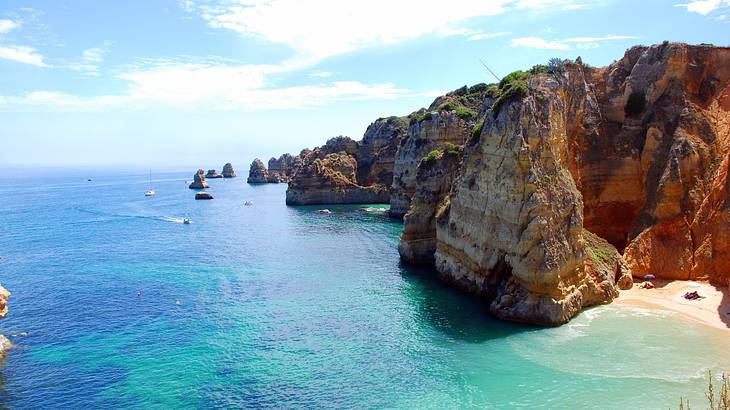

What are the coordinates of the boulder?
(188, 169, 209, 189)
(195, 192, 214, 200)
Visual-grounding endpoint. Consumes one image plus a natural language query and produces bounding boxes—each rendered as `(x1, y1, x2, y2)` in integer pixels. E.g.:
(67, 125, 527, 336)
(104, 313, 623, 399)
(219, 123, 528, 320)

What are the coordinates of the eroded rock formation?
(247, 159, 269, 184)
(390, 85, 494, 217)
(188, 169, 209, 189)
(403, 42, 728, 325)
(206, 169, 223, 179)
(286, 117, 408, 205)
(222, 163, 236, 178)
(0, 285, 11, 355)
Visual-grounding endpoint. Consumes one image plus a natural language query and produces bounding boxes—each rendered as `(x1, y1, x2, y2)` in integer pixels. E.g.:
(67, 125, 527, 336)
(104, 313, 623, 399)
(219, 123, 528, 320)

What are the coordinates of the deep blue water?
(0, 169, 728, 409)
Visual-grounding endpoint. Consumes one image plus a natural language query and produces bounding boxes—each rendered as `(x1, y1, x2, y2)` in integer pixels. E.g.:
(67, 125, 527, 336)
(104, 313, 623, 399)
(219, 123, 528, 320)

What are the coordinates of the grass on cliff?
(490, 70, 531, 118)
(421, 142, 461, 165)
(677, 371, 729, 410)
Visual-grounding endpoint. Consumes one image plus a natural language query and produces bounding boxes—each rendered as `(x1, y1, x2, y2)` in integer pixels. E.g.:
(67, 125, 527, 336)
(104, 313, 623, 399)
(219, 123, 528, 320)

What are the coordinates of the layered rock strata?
(285, 117, 408, 205)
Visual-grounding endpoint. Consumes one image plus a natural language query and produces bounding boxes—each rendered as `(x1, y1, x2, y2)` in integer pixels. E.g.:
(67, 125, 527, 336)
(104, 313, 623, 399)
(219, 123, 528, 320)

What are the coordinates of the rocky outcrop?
(399, 146, 463, 264)
(285, 118, 408, 205)
(206, 169, 223, 179)
(285, 137, 391, 205)
(268, 154, 297, 182)
(222, 162, 236, 178)
(247, 159, 269, 184)
(0, 285, 11, 356)
(399, 42, 728, 325)
(188, 169, 209, 189)
(389, 85, 493, 217)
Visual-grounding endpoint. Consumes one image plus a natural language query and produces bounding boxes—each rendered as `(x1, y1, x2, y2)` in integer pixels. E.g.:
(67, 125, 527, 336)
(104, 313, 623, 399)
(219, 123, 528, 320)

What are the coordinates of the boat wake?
(74, 207, 189, 224)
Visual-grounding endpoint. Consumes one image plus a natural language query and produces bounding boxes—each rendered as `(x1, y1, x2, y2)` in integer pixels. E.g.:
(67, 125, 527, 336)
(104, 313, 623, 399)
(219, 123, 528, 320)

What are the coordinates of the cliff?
(249, 43, 730, 326)
(285, 116, 408, 205)
(247, 154, 300, 183)
(389, 84, 494, 217)
(405, 42, 728, 325)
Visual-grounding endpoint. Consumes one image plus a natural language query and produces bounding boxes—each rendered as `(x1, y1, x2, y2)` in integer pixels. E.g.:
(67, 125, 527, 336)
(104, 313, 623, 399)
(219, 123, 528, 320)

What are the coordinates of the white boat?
(183, 217, 191, 224)
(144, 169, 156, 196)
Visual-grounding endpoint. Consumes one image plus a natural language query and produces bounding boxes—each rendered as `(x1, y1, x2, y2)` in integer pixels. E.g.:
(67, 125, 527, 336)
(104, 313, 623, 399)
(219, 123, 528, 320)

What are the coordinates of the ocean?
(0, 169, 727, 409)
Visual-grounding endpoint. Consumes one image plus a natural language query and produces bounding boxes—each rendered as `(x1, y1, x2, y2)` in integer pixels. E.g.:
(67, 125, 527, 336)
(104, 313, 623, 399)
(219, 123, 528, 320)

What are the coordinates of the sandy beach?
(616, 279, 730, 332)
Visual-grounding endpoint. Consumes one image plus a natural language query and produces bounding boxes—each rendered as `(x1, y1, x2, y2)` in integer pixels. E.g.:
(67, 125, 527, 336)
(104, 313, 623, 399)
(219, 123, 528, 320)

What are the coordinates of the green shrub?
(455, 107, 477, 120)
(422, 149, 443, 164)
(529, 64, 547, 75)
(469, 120, 484, 144)
(468, 83, 489, 94)
(440, 142, 460, 155)
(439, 102, 457, 112)
(490, 70, 531, 118)
(547, 58, 564, 75)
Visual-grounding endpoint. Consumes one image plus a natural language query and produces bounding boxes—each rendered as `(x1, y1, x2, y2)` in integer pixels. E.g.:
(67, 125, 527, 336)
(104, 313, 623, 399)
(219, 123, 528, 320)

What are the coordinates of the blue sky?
(0, 0, 728, 168)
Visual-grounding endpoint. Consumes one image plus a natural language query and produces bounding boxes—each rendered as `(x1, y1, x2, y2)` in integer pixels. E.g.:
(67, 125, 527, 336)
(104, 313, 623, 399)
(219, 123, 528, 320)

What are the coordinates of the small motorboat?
(183, 217, 191, 224)
(195, 192, 214, 200)
(243, 200, 254, 206)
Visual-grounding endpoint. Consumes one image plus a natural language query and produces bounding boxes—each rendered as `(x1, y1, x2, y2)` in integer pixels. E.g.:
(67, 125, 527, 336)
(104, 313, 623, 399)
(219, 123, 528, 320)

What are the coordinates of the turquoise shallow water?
(0, 169, 728, 409)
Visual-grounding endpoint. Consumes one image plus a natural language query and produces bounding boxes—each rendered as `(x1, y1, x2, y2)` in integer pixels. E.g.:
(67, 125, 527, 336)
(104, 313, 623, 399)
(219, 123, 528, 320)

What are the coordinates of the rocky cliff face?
(285, 117, 408, 205)
(389, 85, 493, 217)
(189, 169, 209, 189)
(268, 154, 297, 182)
(0, 285, 11, 355)
(206, 169, 223, 178)
(222, 163, 236, 178)
(401, 42, 728, 325)
(247, 159, 269, 184)
(399, 146, 463, 264)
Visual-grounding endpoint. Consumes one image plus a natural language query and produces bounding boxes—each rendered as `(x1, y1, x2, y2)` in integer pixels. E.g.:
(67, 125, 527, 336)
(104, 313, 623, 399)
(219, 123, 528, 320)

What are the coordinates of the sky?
(0, 0, 729, 169)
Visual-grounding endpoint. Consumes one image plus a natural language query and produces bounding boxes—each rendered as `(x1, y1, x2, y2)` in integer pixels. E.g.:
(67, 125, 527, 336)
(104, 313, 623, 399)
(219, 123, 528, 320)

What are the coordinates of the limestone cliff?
(389, 85, 494, 217)
(247, 154, 300, 183)
(402, 42, 728, 325)
(285, 116, 408, 205)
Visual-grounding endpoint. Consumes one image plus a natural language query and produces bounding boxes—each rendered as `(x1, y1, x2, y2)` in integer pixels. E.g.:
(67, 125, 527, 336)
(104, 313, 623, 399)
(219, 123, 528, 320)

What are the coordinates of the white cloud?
(675, 0, 728, 15)
(467, 31, 511, 41)
(0, 45, 50, 67)
(0, 61, 421, 111)
(0, 19, 19, 34)
(187, 0, 592, 62)
(309, 70, 333, 78)
(511, 36, 570, 50)
(511, 34, 636, 50)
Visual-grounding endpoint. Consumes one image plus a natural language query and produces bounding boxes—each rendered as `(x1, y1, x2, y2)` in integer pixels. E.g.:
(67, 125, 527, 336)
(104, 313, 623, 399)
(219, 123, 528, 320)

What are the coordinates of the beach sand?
(616, 279, 730, 332)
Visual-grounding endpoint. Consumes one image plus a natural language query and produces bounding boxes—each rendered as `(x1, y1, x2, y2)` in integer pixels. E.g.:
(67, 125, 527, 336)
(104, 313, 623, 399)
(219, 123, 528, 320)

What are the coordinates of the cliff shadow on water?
(396, 262, 531, 343)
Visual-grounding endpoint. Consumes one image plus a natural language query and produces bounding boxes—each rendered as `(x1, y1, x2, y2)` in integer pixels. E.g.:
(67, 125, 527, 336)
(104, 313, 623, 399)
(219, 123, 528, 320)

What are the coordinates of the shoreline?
(615, 279, 730, 333)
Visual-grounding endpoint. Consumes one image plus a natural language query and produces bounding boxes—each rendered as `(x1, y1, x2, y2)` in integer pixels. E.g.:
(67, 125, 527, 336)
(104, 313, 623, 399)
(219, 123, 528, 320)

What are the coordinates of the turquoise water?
(0, 169, 728, 409)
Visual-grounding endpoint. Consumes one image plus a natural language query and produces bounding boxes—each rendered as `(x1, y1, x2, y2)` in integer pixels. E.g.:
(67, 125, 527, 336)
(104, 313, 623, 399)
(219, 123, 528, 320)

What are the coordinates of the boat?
(144, 169, 156, 196)
(183, 212, 191, 224)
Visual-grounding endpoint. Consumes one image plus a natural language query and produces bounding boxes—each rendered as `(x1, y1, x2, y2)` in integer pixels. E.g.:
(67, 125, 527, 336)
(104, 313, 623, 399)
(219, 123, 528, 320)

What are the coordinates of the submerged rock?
(222, 162, 236, 178)
(188, 169, 209, 189)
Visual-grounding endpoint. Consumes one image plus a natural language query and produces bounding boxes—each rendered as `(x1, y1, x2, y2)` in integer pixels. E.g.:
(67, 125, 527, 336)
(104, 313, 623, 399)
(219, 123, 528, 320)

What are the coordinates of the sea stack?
(189, 169, 209, 189)
(205, 169, 223, 179)
(247, 159, 269, 183)
(222, 163, 236, 178)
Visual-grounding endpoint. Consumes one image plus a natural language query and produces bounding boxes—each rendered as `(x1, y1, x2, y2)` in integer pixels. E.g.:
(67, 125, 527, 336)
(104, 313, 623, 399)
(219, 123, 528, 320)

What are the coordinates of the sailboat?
(144, 169, 156, 196)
